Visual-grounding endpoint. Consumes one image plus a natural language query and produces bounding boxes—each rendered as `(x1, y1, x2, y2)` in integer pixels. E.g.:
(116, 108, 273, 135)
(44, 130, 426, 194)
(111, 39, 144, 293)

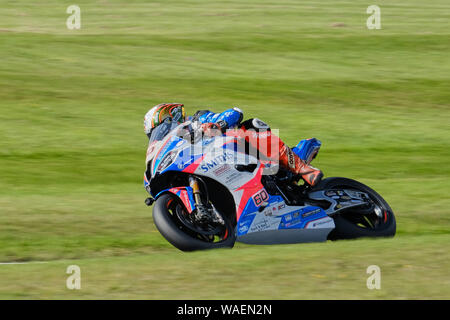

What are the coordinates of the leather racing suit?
(192, 108, 323, 186)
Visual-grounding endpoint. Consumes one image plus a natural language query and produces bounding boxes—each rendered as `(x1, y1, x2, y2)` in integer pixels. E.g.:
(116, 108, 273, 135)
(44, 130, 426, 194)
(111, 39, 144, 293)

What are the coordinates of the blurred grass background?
(0, 0, 449, 299)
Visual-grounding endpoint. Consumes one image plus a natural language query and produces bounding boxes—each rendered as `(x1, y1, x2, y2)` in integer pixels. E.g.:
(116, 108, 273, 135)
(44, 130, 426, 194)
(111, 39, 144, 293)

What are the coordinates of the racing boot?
(279, 144, 323, 186)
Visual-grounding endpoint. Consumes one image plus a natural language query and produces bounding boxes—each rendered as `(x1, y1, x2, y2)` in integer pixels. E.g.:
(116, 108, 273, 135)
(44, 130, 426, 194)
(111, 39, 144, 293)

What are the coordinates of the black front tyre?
(152, 194, 236, 251)
(314, 177, 396, 240)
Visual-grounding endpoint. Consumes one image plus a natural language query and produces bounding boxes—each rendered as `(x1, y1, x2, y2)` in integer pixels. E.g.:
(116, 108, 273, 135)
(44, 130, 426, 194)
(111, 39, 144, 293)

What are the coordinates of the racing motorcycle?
(143, 119, 396, 251)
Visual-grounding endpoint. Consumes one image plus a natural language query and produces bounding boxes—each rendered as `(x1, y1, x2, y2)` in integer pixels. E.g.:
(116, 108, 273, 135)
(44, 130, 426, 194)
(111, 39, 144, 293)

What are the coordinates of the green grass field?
(0, 0, 449, 299)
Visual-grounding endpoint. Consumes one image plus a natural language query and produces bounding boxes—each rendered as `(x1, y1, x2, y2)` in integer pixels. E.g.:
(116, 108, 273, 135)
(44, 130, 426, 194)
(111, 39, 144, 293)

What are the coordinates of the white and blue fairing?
(144, 120, 335, 245)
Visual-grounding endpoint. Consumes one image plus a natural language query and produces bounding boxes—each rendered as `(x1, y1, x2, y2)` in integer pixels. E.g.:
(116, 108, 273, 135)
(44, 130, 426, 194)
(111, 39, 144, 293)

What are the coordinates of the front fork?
(145, 176, 224, 225)
(189, 176, 202, 205)
(189, 176, 225, 225)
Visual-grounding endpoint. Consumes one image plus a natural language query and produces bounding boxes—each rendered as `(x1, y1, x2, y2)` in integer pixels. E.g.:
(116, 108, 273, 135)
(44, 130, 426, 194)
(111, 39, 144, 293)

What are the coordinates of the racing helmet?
(144, 103, 186, 138)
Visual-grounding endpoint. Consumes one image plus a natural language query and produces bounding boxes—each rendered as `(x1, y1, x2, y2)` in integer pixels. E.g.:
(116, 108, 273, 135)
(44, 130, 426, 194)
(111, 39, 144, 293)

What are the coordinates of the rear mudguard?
(155, 187, 196, 213)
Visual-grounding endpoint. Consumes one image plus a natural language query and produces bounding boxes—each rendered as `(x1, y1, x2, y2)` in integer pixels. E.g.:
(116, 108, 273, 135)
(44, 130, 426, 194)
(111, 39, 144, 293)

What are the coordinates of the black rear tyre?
(313, 177, 396, 240)
(152, 194, 236, 251)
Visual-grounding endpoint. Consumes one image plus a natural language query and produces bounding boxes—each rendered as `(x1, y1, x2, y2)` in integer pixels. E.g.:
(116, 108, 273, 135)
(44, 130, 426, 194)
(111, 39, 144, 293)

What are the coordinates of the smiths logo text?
(201, 152, 234, 172)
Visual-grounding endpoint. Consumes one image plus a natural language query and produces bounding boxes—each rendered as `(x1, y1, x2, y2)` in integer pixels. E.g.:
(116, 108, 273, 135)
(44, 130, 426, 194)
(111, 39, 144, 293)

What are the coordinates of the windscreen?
(148, 119, 179, 143)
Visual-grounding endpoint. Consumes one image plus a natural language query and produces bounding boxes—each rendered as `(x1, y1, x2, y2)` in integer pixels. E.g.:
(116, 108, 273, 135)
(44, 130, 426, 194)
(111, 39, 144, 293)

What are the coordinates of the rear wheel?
(314, 177, 396, 240)
(152, 193, 236, 251)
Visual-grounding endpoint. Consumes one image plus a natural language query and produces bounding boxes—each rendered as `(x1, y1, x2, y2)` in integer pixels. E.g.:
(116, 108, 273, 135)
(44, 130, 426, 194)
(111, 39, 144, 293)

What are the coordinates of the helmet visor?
(152, 104, 185, 128)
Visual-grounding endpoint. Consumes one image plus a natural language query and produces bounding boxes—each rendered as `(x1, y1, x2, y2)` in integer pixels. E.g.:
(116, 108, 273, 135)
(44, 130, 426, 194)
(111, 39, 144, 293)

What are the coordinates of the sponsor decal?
(172, 107, 182, 122)
(249, 220, 271, 232)
(202, 137, 214, 146)
(248, 214, 281, 233)
(200, 152, 234, 172)
(254, 119, 268, 128)
(302, 208, 322, 218)
(302, 216, 333, 229)
(213, 164, 231, 176)
(158, 151, 177, 171)
(239, 225, 249, 233)
(283, 215, 302, 227)
(217, 119, 227, 128)
(278, 204, 286, 210)
(175, 139, 185, 147)
(288, 151, 295, 169)
(224, 171, 241, 184)
(251, 130, 271, 139)
(146, 142, 157, 157)
(313, 220, 331, 227)
(264, 209, 272, 216)
(180, 191, 190, 209)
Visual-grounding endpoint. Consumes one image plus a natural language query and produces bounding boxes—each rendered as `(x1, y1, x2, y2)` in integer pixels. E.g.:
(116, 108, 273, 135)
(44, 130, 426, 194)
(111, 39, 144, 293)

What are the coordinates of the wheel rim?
(333, 185, 392, 231)
(165, 196, 231, 243)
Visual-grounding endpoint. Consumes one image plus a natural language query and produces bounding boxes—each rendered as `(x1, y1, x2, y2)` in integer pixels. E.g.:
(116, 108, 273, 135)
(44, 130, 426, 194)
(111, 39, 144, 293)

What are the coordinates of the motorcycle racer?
(144, 103, 323, 186)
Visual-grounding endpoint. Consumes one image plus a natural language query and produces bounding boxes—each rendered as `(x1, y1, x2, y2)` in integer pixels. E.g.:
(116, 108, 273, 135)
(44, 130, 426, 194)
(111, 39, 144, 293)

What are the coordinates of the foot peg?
(145, 197, 155, 206)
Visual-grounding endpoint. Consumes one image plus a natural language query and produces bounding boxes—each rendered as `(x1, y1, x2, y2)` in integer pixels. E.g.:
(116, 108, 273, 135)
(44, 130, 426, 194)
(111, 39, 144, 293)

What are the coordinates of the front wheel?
(152, 194, 236, 251)
(314, 177, 396, 240)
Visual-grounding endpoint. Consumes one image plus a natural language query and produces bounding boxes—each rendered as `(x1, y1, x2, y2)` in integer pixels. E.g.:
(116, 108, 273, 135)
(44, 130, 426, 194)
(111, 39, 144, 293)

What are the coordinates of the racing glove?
(201, 122, 223, 137)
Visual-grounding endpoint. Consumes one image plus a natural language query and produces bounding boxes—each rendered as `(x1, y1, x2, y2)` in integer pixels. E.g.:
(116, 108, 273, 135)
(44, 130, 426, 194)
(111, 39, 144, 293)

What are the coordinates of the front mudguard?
(155, 186, 196, 213)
